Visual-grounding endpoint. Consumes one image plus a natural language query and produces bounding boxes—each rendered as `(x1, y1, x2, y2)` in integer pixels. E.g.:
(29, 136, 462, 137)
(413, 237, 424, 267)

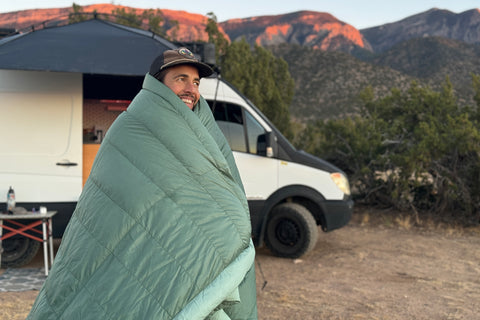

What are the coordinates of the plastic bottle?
(7, 186, 15, 214)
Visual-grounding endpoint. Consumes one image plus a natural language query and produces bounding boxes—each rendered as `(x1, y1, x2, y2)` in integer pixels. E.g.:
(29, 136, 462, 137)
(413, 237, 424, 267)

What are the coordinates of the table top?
(0, 211, 57, 219)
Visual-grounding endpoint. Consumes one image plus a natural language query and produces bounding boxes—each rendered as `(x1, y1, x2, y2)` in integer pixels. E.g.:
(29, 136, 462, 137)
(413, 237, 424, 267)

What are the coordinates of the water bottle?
(6, 186, 15, 214)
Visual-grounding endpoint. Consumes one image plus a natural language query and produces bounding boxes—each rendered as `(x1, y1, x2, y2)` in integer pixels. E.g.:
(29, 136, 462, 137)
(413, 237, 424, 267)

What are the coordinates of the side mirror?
(257, 132, 276, 158)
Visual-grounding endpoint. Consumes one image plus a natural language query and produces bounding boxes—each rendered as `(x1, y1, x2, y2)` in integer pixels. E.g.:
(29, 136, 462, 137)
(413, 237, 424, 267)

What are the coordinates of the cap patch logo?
(178, 48, 194, 58)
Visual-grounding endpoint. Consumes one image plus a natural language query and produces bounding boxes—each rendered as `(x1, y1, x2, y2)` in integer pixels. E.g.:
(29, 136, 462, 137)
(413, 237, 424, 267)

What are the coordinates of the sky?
(1, 0, 479, 29)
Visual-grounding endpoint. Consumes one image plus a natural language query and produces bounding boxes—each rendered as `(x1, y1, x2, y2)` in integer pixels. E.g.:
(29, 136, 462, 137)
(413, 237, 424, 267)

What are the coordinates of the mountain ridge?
(361, 8, 480, 52)
(2, 5, 479, 54)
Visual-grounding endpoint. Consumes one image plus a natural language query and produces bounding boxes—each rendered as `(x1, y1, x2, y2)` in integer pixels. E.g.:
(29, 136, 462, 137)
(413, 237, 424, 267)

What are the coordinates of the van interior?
(82, 74, 142, 185)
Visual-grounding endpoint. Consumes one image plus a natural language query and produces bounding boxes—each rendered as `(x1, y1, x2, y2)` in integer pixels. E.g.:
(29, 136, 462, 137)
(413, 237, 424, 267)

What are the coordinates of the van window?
(245, 111, 266, 154)
(207, 100, 266, 155)
(209, 101, 246, 152)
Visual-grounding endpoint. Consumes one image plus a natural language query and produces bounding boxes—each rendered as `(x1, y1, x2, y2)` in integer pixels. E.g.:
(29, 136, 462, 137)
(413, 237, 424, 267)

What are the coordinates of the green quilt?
(27, 74, 258, 319)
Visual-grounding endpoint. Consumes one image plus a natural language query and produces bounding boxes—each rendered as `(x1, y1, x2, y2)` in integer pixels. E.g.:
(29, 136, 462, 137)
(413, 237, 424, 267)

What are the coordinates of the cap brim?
(160, 59, 214, 78)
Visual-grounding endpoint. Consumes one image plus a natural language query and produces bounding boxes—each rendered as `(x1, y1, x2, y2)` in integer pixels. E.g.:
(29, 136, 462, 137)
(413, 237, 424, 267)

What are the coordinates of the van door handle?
(56, 161, 78, 166)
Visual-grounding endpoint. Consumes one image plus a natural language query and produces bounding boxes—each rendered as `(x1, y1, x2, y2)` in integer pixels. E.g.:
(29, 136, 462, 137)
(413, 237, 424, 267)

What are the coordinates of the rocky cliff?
(0, 4, 224, 42)
(219, 10, 372, 52)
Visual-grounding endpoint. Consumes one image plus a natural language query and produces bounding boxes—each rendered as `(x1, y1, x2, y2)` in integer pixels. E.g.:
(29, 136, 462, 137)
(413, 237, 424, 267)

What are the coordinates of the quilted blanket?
(27, 74, 257, 319)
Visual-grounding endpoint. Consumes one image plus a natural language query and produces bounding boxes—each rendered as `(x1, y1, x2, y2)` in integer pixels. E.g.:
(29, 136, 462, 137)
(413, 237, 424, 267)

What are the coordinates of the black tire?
(1, 237, 40, 268)
(265, 202, 318, 259)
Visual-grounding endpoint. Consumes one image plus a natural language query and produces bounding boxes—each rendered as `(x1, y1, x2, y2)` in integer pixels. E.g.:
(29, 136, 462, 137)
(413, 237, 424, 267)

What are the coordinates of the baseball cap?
(150, 47, 214, 79)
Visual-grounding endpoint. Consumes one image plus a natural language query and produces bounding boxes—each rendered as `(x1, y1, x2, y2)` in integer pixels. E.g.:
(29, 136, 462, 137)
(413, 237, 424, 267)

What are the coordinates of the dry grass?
(352, 204, 480, 236)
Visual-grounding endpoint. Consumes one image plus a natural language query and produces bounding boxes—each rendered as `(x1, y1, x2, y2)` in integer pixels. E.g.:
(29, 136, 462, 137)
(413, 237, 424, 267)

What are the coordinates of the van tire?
(1, 237, 40, 268)
(265, 202, 318, 259)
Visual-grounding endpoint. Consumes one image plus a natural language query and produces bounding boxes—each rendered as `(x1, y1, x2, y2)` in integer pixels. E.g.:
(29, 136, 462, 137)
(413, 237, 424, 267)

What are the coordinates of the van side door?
(0, 70, 82, 203)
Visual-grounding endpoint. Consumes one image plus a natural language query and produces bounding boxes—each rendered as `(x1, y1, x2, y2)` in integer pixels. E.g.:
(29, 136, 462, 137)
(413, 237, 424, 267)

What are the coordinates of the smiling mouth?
(181, 97, 194, 104)
(179, 95, 196, 107)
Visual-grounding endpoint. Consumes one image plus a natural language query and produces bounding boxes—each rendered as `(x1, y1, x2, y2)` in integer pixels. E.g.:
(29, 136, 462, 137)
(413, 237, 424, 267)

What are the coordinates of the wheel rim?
(275, 219, 300, 246)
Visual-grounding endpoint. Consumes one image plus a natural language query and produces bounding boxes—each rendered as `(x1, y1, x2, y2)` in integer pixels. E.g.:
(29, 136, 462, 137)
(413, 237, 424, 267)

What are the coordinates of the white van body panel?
(0, 70, 83, 202)
(232, 152, 279, 200)
(278, 161, 345, 200)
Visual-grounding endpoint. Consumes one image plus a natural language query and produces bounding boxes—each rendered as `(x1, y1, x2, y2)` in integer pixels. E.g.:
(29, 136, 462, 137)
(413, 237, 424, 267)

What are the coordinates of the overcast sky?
(1, 0, 479, 29)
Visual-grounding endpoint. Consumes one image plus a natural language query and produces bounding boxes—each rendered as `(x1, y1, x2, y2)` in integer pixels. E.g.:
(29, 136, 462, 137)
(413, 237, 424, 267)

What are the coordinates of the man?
(28, 48, 258, 319)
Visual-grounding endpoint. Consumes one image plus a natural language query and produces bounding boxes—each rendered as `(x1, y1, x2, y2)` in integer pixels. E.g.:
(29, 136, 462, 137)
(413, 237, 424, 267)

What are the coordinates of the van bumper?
(321, 197, 354, 232)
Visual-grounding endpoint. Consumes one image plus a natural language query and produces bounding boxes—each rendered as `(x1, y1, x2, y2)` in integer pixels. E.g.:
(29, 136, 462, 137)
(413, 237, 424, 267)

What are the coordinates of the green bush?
(305, 76, 480, 225)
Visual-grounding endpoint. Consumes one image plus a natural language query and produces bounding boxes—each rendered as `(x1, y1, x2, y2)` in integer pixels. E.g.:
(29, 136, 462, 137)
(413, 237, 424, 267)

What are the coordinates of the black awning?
(0, 19, 177, 76)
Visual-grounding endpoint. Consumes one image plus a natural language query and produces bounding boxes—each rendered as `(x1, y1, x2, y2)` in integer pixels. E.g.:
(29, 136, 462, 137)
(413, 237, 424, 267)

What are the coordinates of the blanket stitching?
(94, 136, 236, 313)
(193, 98, 250, 238)
(122, 107, 246, 261)
(48, 214, 124, 319)
(110, 107, 251, 309)
(51, 180, 175, 320)
(154, 93, 248, 244)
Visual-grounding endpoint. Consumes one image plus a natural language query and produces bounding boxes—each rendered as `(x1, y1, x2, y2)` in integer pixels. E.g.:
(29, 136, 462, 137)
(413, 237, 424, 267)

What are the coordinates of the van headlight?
(330, 172, 351, 195)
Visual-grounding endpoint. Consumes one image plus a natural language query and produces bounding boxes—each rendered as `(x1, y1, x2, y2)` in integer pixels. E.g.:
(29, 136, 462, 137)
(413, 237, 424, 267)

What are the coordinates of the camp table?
(0, 211, 57, 276)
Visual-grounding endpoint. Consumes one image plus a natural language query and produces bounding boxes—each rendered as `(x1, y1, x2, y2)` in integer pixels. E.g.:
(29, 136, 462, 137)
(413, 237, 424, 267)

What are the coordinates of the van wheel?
(265, 203, 318, 259)
(1, 237, 40, 268)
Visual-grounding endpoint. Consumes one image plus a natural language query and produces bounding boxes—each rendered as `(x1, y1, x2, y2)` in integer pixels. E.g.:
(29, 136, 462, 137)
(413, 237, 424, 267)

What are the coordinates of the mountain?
(361, 8, 480, 53)
(269, 44, 416, 121)
(219, 11, 372, 53)
(366, 36, 480, 106)
(0, 4, 227, 42)
(273, 38, 480, 122)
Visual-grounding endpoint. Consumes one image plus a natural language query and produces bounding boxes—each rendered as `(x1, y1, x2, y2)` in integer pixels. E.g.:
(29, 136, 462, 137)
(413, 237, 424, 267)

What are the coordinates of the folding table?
(0, 211, 57, 276)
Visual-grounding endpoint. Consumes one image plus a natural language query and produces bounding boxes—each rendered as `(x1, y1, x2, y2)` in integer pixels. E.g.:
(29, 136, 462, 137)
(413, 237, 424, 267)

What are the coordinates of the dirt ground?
(1, 207, 479, 320)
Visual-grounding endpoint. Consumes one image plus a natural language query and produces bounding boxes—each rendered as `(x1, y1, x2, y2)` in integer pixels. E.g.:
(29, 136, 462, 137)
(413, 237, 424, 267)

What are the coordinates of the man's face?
(162, 64, 201, 110)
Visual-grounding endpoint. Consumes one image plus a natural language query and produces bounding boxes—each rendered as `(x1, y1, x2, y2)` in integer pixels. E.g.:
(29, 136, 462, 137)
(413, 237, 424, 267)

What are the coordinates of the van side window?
(208, 101, 247, 152)
(245, 111, 266, 155)
(207, 100, 267, 155)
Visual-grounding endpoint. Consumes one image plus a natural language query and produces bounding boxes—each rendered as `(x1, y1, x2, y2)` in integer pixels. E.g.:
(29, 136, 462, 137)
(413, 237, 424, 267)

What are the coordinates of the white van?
(0, 68, 353, 267)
